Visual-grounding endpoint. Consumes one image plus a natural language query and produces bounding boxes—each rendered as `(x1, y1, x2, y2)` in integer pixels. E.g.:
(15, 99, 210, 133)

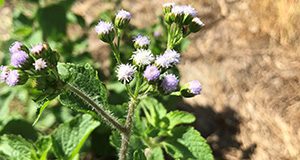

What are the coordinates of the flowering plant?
(0, 3, 212, 160)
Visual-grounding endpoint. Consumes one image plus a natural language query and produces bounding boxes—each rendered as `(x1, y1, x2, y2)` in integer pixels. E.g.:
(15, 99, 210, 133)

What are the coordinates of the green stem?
(109, 42, 121, 64)
(65, 83, 126, 133)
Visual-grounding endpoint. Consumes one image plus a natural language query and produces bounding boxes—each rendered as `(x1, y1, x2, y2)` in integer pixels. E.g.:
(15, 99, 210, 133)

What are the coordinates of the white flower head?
(132, 49, 154, 66)
(183, 5, 197, 17)
(116, 64, 136, 83)
(30, 43, 44, 54)
(171, 5, 197, 17)
(33, 58, 47, 71)
(133, 35, 150, 48)
(192, 17, 205, 26)
(116, 9, 131, 20)
(95, 21, 114, 35)
(155, 49, 180, 68)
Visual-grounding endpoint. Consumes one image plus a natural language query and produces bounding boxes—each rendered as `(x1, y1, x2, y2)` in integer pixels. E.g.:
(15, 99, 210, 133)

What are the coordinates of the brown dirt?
(1, 0, 300, 159)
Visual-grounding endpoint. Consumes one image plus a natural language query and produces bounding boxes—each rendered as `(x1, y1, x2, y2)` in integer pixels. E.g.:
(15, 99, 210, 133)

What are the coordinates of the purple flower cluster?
(0, 66, 22, 86)
(10, 50, 29, 68)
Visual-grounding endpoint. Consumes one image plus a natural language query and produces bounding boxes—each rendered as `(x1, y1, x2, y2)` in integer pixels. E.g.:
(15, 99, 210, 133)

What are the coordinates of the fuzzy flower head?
(30, 43, 44, 54)
(9, 41, 23, 54)
(116, 64, 136, 83)
(6, 70, 20, 86)
(180, 80, 202, 97)
(133, 35, 150, 49)
(132, 49, 154, 66)
(161, 74, 179, 93)
(10, 51, 29, 68)
(95, 20, 115, 43)
(33, 58, 47, 71)
(95, 21, 114, 35)
(171, 5, 197, 24)
(143, 65, 160, 81)
(188, 80, 202, 95)
(116, 9, 132, 20)
(115, 9, 131, 29)
(155, 49, 180, 68)
(0, 66, 10, 82)
(171, 5, 197, 17)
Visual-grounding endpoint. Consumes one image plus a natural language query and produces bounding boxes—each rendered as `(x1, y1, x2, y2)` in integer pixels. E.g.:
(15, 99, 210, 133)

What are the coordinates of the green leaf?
(166, 111, 196, 129)
(133, 149, 147, 160)
(0, 119, 38, 141)
(145, 147, 164, 160)
(35, 136, 52, 160)
(51, 114, 100, 160)
(33, 100, 50, 126)
(164, 126, 213, 160)
(0, 0, 4, 7)
(58, 63, 108, 116)
(14, 26, 33, 38)
(0, 135, 38, 160)
(37, 4, 67, 40)
(0, 91, 15, 122)
(139, 97, 167, 127)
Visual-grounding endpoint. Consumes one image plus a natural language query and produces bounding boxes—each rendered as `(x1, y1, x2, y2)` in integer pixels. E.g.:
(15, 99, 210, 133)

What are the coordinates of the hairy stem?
(118, 98, 138, 160)
(119, 73, 142, 160)
(65, 83, 126, 133)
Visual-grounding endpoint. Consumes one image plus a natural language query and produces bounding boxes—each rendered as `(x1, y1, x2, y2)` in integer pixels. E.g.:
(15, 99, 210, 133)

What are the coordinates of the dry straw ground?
(1, 0, 300, 159)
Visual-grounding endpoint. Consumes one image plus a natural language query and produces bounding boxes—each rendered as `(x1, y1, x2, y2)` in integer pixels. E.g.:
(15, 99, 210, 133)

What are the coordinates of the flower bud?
(9, 41, 29, 54)
(180, 80, 202, 97)
(189, 17, 205, 33)
(5, 70, 28, 86)
(30, 43, 45, 57)
(160, 74, 179, 93)
(133, 35, 150, 49)
(114, 9, 131, 29)
(171, 5, 197, 25)
(95, 20, 115, 43)
(164, 13, 174, 24)
(163, 3, 175, 14)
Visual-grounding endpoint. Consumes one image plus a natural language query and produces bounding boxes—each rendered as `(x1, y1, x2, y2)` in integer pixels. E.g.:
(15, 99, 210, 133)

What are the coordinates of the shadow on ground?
(177, 103, 257, 160)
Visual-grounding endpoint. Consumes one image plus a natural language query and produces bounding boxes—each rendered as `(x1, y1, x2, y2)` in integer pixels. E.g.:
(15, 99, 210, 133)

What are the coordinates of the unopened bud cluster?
(0, 41, 62, 99)
(163, 2, 205, 37)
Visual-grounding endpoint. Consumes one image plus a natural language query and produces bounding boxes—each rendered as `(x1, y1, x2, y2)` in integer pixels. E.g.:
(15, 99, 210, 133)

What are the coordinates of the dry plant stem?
(65, 83, 126, 133)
